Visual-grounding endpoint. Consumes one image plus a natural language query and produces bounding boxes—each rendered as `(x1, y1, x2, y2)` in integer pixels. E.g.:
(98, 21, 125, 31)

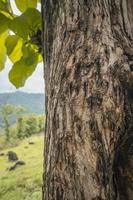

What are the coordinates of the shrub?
(17, 114, 44, 138)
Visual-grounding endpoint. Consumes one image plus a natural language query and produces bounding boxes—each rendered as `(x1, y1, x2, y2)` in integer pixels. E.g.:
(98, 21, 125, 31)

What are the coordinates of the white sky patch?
(10, 0, 21, 15)
(0, 59, 44, 93)
(0, 1, 44, 93)
(10, 0, 41, 14)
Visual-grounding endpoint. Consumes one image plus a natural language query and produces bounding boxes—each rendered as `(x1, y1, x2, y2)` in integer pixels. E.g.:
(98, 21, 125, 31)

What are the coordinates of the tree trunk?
(42, 0, 133, 199)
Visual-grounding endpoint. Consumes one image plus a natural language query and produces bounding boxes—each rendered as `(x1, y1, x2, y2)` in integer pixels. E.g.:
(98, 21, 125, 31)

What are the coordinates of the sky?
(0, 0, 44, 93)
(0, 59, 44, 93)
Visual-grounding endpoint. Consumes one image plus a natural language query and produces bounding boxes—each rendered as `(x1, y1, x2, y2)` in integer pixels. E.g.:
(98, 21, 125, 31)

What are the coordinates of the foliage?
(0, 104, 25, 141)
(0, 114, 44, 149)
(2, 105, 12, 141)
(0, 115, 44, 152)
(17, 114, 44, 138)
(0, 134, 43, 200)
(0, 0, 42, 88)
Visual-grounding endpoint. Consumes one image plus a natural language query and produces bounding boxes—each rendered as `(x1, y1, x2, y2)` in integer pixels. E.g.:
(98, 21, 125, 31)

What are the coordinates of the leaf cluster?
(0, 0, 42, 88)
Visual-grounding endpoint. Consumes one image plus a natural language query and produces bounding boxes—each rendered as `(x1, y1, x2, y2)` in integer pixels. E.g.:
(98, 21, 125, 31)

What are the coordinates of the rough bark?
(42, 0, 133, 199)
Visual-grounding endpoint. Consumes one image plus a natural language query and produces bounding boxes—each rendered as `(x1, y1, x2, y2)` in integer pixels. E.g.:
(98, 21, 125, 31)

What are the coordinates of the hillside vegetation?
(0, 92, 45, 114)
(0, 134, 44, 200)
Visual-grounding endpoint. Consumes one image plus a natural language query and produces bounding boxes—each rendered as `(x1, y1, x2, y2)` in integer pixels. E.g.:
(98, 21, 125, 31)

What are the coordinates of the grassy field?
(0, 134, 44, 200)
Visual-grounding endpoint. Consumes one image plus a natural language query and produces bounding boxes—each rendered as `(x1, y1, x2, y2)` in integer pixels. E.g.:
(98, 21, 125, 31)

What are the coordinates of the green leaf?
(15, 0, 37, 12)
(0, 0, 13, 19)
(24, 43, 42, 62)
(0, 0, 9, 13)
(0, 31, 7, 71)
(5, 35, 23, 63)
(0, 13, 10, 33)
(9, 45, 38, 88)
(38, 53, 43, 62)
(9, 8, 41, 40)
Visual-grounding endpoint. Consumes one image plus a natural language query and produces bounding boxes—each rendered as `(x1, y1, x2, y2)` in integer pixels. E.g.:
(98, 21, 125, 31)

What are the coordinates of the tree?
(0, 104, 25, 140)
(0, 104, 13, 141)
(17, 114, 44, 138)
(0, 0, 133, 200)
(43, 0, 133, 200)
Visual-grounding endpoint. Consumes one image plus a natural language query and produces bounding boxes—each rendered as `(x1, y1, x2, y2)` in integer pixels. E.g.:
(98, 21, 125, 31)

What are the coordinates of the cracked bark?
(42, 0, 133, 199)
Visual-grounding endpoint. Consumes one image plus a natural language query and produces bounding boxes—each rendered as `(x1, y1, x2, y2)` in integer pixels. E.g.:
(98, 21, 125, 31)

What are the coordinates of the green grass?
(0, 134, 44, 200)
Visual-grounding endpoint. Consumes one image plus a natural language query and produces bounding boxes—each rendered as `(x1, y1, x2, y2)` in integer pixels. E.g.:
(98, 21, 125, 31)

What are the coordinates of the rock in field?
(7, 151, 18, 161)
(0, 152, 5, 156)
(8, 160, 26, 171)
(29, 141, 35, 145)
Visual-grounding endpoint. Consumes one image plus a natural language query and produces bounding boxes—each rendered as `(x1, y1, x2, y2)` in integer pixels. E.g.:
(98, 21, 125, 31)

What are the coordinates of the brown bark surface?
(42, 0, 133, 199)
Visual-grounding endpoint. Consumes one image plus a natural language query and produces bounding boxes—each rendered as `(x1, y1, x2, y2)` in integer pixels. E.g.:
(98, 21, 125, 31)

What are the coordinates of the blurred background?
(0, 1, 45, 200)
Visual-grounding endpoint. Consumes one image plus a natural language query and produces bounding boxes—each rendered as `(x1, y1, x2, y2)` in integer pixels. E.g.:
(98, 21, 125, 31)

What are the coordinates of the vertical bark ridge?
(43, 0, 133, 199)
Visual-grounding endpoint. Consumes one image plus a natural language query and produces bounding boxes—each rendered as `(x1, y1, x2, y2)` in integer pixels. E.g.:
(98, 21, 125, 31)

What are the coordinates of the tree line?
(0, 104, 44, 142)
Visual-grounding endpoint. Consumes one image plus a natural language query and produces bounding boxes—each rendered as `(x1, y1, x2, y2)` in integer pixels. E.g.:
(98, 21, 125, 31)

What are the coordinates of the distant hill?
(0, 91, 45, 114)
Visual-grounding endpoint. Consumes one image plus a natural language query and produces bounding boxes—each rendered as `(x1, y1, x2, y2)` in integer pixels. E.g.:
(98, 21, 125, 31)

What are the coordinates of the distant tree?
(15, 105, 25, 114)
(1, 104, 13, 141)
(17, 116, 23, 138)
(0, 104, 25, 141)
(38, 115, 44, 132)
(17, 114, 44, 138)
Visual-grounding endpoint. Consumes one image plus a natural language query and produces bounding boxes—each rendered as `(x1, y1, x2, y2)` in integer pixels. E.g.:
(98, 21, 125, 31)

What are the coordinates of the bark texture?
(42, 0, 133, 199)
